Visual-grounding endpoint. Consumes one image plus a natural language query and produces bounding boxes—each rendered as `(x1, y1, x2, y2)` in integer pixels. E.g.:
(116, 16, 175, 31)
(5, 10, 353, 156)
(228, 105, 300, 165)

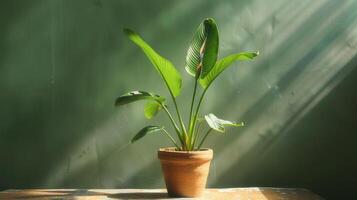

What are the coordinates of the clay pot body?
(158, 147, 213, 197)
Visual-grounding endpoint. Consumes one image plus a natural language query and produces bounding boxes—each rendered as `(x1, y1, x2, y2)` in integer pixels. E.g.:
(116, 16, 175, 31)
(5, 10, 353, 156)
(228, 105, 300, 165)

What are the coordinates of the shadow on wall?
(33, 0, 256, 189)
(102, 1, 357, 196)
(0, 0, 357, 199)
(0, 0, 176, 189)
(210, 0, 356, 176)
(215, 55, 357, 199)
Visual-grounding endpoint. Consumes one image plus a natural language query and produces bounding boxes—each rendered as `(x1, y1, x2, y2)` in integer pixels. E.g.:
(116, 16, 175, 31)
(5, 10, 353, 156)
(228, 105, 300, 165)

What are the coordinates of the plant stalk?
(165, 86, 187, 149)
(192, 119, 203, 148)
(172, 98, 187, 134)
(187, 77, 199, 149)
(161, 104, 185, 147)
(190, 87, 208, 138)
(172, 97, 188, 150)
(197, 128, 212, 150)
(162, 128, 180, 149)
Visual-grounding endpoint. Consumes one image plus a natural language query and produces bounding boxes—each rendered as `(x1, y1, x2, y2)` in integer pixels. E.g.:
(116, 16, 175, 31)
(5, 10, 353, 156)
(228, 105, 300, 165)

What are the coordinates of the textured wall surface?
(1, 0, 356, 199)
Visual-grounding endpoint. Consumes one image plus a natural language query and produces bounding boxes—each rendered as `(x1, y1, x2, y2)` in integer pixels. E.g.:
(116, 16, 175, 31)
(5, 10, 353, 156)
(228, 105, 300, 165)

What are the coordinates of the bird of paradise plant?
(115, 18, 258, 151)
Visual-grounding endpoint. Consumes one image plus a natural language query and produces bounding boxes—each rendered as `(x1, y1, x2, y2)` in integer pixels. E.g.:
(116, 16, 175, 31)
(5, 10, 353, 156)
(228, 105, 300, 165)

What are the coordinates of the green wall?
(1, 0, 356, 199)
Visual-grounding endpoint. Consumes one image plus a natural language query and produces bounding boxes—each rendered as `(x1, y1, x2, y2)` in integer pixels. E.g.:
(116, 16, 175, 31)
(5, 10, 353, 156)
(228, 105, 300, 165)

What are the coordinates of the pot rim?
(158, 147, 213, 161)
(158, 147, 213, 154)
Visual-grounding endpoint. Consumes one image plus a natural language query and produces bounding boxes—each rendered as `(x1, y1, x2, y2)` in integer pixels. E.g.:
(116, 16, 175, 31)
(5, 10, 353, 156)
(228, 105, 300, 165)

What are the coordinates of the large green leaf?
(131, 126, 162, 143)
(185, 18, 219, 78)
(144, 101, 162, 119)
(200, 51, 259, 88)
(115, 91, 165, 106)
(124, 29, 182, 97)
(204, 113, 244, 133)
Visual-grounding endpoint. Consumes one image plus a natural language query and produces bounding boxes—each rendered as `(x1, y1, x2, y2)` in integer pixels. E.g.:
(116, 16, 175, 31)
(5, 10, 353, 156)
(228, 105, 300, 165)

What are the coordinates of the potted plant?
(115, 18, 258, 197)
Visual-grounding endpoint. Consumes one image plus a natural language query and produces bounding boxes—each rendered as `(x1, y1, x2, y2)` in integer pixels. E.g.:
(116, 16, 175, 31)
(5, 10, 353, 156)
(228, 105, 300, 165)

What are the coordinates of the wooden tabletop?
(0, 188, 324, 200)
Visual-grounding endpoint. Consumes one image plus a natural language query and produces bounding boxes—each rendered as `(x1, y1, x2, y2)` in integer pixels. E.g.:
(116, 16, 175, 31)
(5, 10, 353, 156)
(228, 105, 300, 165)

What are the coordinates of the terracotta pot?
(158, 147, 213, 197)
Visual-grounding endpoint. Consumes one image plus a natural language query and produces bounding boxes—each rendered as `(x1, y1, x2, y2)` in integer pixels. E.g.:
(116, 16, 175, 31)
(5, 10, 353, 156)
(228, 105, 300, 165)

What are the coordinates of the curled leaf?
(115, 91, 165, 106)
(115, 91, 165, 119)
(204, 113, 244, 133)
(144, 101, 162, 119)
(185, 18, 219, 78)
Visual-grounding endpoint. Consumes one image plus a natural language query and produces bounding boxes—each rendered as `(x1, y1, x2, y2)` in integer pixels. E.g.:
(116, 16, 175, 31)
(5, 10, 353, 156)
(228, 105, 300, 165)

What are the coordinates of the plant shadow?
(108, 192, 169, 199)
(3, 189, 170, 200)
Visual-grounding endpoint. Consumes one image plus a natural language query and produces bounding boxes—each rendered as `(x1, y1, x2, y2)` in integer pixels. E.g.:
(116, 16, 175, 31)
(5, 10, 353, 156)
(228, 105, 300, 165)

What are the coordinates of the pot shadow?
(3, 189, 170, 199)
(259, 188, 325, 200)
(108, 192, 169, 199)
(3, 189, 108, 199)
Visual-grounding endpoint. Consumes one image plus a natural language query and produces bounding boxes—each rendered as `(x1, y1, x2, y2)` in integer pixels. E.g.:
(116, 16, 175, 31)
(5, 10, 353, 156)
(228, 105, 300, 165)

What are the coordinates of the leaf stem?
(172, 97, 187, 134)
(190, 87, 208, 138)
(161, 104, 185, 147)
(197, 128, 212, 150)
(172, 97, 188, 150)
(193, 119, 204, 148)
(167, 91, 188, 150)
(188, 77, 198, 148)
(155, 63, 187, 149)
(162, 128, 180, 149)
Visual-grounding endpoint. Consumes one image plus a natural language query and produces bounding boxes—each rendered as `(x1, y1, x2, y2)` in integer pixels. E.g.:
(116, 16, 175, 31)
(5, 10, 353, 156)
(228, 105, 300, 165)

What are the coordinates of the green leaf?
(204, 113, 244, 133)
(131, 126, 162, 143)
(200, 51, 259, 88)
(124, 29, 182, 97)
(144, 101, 162, 119)
(115, 91, 165, 106)
(185, 18, 219, 78)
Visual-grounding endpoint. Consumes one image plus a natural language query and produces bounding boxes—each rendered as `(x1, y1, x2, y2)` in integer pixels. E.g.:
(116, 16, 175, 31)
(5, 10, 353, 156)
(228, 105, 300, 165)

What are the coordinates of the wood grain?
(0, 188, 324, 200)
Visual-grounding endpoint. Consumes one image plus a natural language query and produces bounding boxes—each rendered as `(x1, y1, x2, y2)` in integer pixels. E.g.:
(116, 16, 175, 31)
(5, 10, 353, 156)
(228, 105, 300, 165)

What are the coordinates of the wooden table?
(0, 188, 324, 199)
